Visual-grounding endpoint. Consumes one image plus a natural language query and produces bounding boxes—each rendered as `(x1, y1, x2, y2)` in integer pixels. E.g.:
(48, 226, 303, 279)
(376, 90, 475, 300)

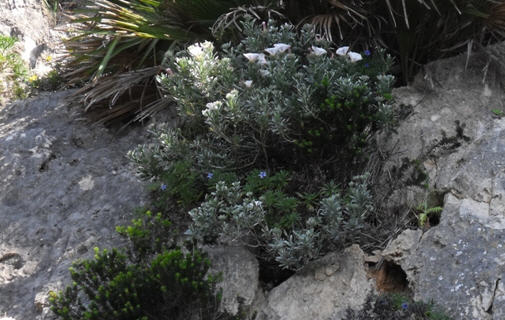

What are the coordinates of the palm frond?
(70, 66, 161, 125)
(295, 0, 367, 41)
(77, 66, 159, 110)
(62, 0, 261, 124)
(61, 0, 505, 125)
(61, 0, 196, 83)
(212, 4, 285, 38)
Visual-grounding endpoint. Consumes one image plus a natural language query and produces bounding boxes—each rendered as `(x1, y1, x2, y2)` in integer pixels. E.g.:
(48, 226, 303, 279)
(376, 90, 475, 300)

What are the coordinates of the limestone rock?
(389, 193, 505, 320)
(376, 43, 505, 319)
(0, 0, 63, 69)
(256, 245, 374, 320)
(0, 91, 149, 319)
(382, 229, 422, 267)
(205, 246, 262, 318)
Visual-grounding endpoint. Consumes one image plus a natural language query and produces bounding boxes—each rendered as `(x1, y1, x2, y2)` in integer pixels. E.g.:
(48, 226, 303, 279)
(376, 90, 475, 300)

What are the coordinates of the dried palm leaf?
(300, 0, 367, 41)
(61, 0, 260, 124)
(212, 5, 285, 37)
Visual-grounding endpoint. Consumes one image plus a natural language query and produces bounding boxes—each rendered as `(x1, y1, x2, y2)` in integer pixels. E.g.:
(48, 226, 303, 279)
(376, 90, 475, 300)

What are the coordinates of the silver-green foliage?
(189, 181, 265, 244)
(128, 128, 192, 180)
(157, 18, 394, 170)
(189, 175, 373, 270)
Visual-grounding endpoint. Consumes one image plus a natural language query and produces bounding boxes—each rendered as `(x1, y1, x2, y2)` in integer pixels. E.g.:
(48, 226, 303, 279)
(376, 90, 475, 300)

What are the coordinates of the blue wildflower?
(401, 302, 408, 310)
(364, 49, 371, 56)
(259, 171, 267, 179)
(160, 183, 167, 191)
(207, 172, 214, 179)
(364, 63, 370, 68)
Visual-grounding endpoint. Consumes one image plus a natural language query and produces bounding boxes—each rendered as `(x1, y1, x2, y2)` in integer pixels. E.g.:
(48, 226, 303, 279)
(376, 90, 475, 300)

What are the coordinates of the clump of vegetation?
(128, 128, 207, 211)
(416, 203, 443, 228)
(0, 35, 29, 103)
(49, 247, 226, 320)
(278, 1, 505, 84)
(0, 36, 63, 105)
(344, 293, 452, 320)
(61, 0, 280, 124)
(129, 18, 393, 271)
(30, 69, 64, 92)
(150, 18, 394, 175)
(63, 0, 505, 124)
(189, 174, 373, 270)
(50, 209, 235, 319)
(115, 209, 175, 262)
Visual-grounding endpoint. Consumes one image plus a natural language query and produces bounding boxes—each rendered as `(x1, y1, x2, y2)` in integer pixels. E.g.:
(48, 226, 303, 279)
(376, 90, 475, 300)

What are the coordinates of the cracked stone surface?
(256, 245, 375, 320)
(0, 0, 65, 69)
(379, 43, 505, 319)
(0, 0, 75, 106)
(205, 246, 263, 318)
(0, 91, 149, 319)
(0, 0, 53, 60)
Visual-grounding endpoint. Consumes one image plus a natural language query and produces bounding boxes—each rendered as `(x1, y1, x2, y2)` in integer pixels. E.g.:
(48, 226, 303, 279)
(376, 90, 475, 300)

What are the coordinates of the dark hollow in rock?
(0, 253, 24, 270)
(258, 257, 295, 289)
(371, 260, 410, 294)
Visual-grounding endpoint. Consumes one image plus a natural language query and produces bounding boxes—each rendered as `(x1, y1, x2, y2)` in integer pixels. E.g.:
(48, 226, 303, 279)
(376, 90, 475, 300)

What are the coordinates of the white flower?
(274, 43, 291, 50)
(243, 53, 267, 65)
(264, 47, 278, 56)
(188, 44, 203, 57)
(311, 46, 327, 56)
(206, 101, 222, 111)
(336, 46, 350, 56)
(226, 89, 239, 100)
(259, 69, 271, 77)
(202, 101, 222, 117)
(336, 46, 363, 62)
(188, 41, 213, 58)
(265, 43, 291, 55)
(347, 51, 363, 62)
(244, 80, 253, 88)
(201, 41, 213, 51)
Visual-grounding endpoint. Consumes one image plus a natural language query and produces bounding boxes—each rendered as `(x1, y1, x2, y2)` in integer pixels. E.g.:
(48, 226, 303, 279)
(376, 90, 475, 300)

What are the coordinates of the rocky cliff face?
(0, 92, 149, 319)
(3, 2, 505, 319)
(0, 0, 61, 69)
(379, 43, 505, 319)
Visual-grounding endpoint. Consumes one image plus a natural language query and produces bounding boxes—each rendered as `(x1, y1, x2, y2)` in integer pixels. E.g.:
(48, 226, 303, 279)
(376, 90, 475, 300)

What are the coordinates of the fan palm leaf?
(62, 0, 267, 124)
(281, 0, 505, 83)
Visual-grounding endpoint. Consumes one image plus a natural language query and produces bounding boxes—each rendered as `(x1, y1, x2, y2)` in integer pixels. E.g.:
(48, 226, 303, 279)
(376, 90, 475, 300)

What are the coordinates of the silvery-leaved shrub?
(189, 175, 373, 270)
(128, 18, 391, 270)
(188, 181, 265, 244)
(156, 17, 394, 173)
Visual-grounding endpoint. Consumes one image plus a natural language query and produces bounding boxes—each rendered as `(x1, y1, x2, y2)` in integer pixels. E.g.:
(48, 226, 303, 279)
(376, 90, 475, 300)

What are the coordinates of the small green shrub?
(116, 210, 175, 262)
(0, 35, 29, 102)
(416, 204, 443, 228)
(343, 293, 452, 320)
(492, 109, 505, 117)
(156, 160, 204, 208)
(49, 247, 226, 320)
(0, 36, 16, 51)
(30, 69, 64, 91)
